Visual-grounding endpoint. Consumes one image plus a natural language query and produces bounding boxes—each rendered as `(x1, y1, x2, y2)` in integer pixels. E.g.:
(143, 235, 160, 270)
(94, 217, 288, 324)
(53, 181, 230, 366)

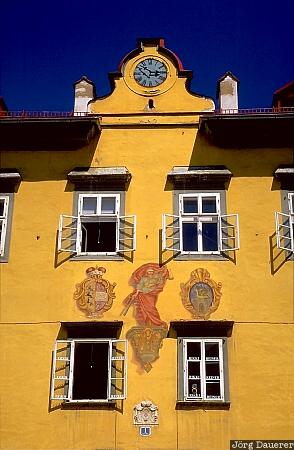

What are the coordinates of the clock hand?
(149, 70, 166, 76)
(139, 68, 150, 78)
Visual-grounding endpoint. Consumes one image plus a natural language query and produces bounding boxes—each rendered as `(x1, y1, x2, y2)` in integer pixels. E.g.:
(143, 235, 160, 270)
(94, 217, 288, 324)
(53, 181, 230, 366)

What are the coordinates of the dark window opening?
(81, 222, 117, 252)
(0, 200, 4, 216)
(72, 342, 109, 400)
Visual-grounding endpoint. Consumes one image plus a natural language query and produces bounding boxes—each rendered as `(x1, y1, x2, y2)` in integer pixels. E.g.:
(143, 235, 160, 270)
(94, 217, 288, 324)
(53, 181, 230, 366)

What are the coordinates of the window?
(0, 168, 21, 262)
(178, 337, 228, 403)
(51, 338, 127, 402)
(58, 192, 136, 257)
(163, 192, 239, 256)
(275, 192, 294, 252)
(0, 196, 9, 257)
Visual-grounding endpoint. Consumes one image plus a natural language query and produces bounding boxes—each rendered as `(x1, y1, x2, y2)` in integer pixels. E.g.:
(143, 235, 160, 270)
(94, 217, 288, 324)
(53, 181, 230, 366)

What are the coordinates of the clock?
(133, 58, 168, 87)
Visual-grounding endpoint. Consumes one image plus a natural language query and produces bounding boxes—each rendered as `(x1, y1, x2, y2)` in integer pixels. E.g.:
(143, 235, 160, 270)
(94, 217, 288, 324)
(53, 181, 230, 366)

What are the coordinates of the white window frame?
(163, 192, 239, 255)
(289, 192, 294, 215)
(51, 338, 127, 403)
(78, 193, 120, 256)
(58, 193, 136, 256)
(0, 196, 9, 257)
(182, 338, 225, 402)
(275, 192, 294, 253)
(179, 193, 220, 254)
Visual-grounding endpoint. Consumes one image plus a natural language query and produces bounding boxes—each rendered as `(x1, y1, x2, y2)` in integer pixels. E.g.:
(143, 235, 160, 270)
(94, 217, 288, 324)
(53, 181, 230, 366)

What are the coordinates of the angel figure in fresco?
(121, 263, 172, 328)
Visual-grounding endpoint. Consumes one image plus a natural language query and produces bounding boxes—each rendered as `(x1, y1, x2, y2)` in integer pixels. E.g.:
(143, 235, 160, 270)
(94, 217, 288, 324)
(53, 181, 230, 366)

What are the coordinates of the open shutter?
(219, 214, 240, 252)
(0, 197, 9, 256)
(51, 340, 74, 401)
(275, 212, 294, 251)
(108, 339, 127, 400)
(162, 213, 180, 251)
(182, 339, 189, 401)
(0, 218, 7, 256)
(118, 215, 136, 252)
(58, 215, 79, 253)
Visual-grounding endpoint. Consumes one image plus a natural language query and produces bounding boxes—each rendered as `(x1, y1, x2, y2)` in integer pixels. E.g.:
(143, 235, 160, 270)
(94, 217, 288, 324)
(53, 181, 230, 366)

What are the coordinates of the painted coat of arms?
(74, 266, 116, 318)
(180, 268, 222, 320)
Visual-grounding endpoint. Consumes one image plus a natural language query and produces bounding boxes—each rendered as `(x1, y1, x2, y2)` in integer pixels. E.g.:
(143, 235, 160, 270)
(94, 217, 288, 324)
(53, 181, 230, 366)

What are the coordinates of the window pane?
(0, 200, 5, 217)
(202, 197, 217, 213)
(205, 342, 219, 359)
(82, 197, 97, 215)
(188, 379, 202, 398)
(187, 341, 202, 399)
(183, 198, 198, 213)
(72, 342, 109, 400)
(182, 223, 198, 251)
(206, 382, 221, 399)
(206, 362, 220, 378)
(202, 223, 218, 251)
(187, 341, 201, 360)
(101, 197, 116, 214)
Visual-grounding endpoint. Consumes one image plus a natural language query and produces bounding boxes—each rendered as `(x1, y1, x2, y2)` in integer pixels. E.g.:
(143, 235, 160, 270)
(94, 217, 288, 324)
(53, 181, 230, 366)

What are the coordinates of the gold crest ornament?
(74, 266, 116, 318)
(180, 268, 222, 320)
(126, 326, 167, 372)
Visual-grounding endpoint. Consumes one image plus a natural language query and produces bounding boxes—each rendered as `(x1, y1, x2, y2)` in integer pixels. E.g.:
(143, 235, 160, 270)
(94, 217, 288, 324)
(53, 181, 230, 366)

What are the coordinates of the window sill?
(71, 254, 124, 261)
(61, 400, 116, 409)
(176, 400, 230, 410)
(174, 253, 229, 261)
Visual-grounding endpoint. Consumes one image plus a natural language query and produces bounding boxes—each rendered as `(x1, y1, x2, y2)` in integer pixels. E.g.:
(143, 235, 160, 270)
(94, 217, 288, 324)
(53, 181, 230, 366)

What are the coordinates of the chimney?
(217, 72, 239, 113)
(73, 76, 96, 114)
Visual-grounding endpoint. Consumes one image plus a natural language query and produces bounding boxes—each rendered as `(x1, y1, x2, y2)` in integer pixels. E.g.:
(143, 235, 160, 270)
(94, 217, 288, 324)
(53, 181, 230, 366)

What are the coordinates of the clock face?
(134, 58, 168, 87)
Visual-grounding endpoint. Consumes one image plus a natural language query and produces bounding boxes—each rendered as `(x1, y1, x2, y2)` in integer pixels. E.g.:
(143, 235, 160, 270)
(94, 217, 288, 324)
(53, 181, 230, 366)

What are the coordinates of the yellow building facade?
(0, 38, 294, 450)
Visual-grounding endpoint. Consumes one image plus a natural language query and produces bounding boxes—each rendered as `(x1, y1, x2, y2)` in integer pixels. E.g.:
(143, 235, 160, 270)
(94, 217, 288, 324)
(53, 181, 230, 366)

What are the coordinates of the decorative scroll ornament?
(180, 268, 222, 320)
(126, 326, 167, 372)
(74, 266, 116, 318)
(133, 400, 159, 426)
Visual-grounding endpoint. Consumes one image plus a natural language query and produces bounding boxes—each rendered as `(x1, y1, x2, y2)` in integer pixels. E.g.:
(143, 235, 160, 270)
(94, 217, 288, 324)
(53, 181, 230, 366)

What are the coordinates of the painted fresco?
(180, 268, 222, 320)
(123, 263, 172, 372)
(74, 266, 116, 318)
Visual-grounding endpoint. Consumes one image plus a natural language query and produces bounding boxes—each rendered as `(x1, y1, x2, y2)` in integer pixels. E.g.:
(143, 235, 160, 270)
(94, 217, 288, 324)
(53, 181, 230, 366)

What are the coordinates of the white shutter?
(0, 218, 7, 256)
(118, 215, 136, 252)
(108, 339, 127, 400)
(0, 197, 9, 256)
(51, 340, 74, 401)
(219, 213, 240, 251)
(162, 213, 180, 251)
(275, 212, 294, 252)
(58, 214, 79, 253)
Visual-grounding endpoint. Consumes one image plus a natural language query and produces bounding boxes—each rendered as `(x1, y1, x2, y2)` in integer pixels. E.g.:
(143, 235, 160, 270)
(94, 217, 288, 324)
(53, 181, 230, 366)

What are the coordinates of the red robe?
(123, 263, 171, 328)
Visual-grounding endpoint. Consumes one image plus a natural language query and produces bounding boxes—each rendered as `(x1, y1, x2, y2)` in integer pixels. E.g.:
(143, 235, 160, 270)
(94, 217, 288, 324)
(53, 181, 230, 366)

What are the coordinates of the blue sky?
(1, 0, 294, 111)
